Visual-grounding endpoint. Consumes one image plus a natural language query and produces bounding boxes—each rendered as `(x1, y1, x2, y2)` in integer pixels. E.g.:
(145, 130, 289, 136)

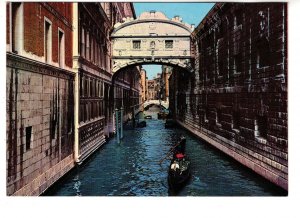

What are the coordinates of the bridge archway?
(143, 100, 168, 110)
(111, 11, 195, 74)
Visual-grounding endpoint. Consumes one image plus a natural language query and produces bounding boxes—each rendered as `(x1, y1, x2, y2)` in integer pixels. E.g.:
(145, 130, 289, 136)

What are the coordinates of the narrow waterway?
(45, 106, 286, 196)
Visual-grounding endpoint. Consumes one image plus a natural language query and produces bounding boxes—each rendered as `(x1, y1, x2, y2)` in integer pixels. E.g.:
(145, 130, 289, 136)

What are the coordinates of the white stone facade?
(111, 11, 194, 73)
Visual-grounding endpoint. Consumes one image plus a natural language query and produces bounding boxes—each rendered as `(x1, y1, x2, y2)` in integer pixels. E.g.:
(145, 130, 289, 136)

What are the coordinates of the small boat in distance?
(144, 115, 152, 119)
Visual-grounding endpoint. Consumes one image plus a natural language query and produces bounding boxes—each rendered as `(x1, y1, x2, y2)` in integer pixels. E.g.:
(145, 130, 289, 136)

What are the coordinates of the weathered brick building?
(6, 2, 75, 195)
(170, 3, 288, 190)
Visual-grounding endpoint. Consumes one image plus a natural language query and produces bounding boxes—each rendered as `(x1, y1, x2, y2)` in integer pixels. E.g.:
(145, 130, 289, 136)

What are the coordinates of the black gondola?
(168, 153, 191, 191)
(144, 115, 152, 119)
(167, 136, 190, 191)
(165, 119, 176, 128)
(136, 120, 146, 128)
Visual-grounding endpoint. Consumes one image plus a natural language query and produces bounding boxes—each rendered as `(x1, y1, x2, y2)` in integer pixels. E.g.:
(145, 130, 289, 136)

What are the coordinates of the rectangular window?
(165, 40, 173, 49)
(132, 40, 141, 49)
(255, 115, 268, 139)
(100, 81, 104, 97)
(84, 77, 88, 97)
(233, 11, 243, 30)
(232, 110, 240, 130)
(86, 103, 89, 121)
(45, 20, 51, 63)
(58, 30, 64, 67)
(216, 108, 222, 125)
(86, 31, 90, 60)
(218, 60, 225, 76)
(25, 126, 32, 151)
(204, 107, 209, 123)
(67, 80, 74, 133)
(80, 27, 85, 57)
(11, 2, 22, 53)
(80, 74, 83, 97)
(90, 79, 93, 97)
(80, 104, 84, 122)
(233, 54, 242, 74)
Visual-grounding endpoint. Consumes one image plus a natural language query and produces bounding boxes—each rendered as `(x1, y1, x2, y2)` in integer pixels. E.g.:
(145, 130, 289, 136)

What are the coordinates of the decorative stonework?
(111, 11, 194, 74)
(7, 53, 74, 80)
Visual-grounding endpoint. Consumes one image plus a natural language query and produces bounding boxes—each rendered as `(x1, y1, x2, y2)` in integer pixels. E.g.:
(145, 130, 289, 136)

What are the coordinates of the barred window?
(132, 40, 141, 49)
(232, 110, 240, 129)
(255, 115, 267, 139)
(165, 40, 173, 49)
(25, 126, 32, 151)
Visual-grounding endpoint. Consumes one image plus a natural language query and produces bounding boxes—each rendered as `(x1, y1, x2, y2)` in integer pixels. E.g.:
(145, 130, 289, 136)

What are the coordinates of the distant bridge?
(143, 100, 169, 109)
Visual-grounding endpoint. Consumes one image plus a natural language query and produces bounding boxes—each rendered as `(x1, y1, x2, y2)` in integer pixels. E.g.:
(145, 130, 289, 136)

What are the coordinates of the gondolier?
(168, 136, 190, 192)
(173, 136, 186, 158)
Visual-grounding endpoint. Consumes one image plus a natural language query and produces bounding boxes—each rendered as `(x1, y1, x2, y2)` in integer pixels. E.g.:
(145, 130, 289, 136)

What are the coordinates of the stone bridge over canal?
(143, 99, 169, 110)
(111, 11, 195, 74)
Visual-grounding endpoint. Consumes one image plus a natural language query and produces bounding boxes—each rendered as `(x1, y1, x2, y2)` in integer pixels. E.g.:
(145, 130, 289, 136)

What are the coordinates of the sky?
(133, 2, 215, 79)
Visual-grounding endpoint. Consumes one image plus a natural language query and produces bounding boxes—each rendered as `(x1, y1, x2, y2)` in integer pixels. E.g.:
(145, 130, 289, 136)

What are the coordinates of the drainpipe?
(73, 3, 80, 163)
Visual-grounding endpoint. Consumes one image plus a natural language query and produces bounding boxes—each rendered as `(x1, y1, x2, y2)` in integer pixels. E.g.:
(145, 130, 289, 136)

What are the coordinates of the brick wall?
(6, 54, 75, 195)
(23, 3, 73, 67)
(171, 3, 288, 190)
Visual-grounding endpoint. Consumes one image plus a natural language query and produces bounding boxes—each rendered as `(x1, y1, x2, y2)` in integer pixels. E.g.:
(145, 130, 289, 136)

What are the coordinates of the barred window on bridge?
(133, 40, 141, 49)
(165, 40, 173, 49)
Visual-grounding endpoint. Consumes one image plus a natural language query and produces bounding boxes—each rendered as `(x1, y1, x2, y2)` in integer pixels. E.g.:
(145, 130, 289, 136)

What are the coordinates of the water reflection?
(73, 175, 82, 196)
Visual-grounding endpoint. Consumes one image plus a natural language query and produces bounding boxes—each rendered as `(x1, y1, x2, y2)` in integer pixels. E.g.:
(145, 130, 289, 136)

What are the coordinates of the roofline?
(112, 19, 192, 36)
(192, 3, 223, 37)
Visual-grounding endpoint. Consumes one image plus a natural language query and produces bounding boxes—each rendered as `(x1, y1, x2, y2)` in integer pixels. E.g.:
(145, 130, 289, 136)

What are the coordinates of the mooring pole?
(132, 107, 135, 128)
(120, 107, 123, 139)
(115, 108, 120, 144)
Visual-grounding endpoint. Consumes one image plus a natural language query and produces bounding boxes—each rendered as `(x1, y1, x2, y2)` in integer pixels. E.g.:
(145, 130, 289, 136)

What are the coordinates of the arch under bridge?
(143, 100, 169, 110)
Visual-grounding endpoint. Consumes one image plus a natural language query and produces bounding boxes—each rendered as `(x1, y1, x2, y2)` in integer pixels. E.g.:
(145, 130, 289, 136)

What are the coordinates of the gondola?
(168, 153, 191, 191)
(165, 119, 176, 128)
(144, 115, 152, 119)
(136, 120, 146, 128)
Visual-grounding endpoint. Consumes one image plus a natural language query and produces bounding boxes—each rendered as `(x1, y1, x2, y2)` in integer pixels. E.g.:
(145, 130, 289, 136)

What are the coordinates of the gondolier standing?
(173, 136, 186, 158)
(168, 135, 190, 191)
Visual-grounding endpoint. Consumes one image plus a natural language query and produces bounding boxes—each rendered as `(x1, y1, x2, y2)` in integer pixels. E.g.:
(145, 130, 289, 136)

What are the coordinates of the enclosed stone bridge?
(111, 11, 195, 74)
(143, 99, 169, 109)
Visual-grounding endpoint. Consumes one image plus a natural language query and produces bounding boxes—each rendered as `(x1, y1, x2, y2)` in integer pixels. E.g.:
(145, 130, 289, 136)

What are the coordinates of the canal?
(45, 106, 286, 196)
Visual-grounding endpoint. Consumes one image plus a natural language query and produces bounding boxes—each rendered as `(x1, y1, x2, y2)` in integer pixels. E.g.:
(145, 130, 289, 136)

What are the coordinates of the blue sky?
(133, 2, 215, 79)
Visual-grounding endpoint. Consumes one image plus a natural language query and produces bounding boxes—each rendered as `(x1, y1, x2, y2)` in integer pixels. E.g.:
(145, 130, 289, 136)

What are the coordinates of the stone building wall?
(172, 3, 288, 190)
(6, 54, 75, 196)
(6, 2, 75, 196)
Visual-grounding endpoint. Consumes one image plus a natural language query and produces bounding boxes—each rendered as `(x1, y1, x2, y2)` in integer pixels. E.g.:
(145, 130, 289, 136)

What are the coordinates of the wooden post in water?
(120, 107, 123, 139)
(115, 108, 120, 144)
(132, 107, 135, 128)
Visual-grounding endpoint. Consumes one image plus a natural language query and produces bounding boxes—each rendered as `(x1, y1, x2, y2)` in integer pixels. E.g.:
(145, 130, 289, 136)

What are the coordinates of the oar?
(158, 142, 180, 165)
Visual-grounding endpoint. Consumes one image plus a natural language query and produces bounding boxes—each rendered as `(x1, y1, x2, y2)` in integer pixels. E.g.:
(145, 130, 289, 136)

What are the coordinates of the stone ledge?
(176, 120, 288, 191)
(11, 154, 75, 196)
